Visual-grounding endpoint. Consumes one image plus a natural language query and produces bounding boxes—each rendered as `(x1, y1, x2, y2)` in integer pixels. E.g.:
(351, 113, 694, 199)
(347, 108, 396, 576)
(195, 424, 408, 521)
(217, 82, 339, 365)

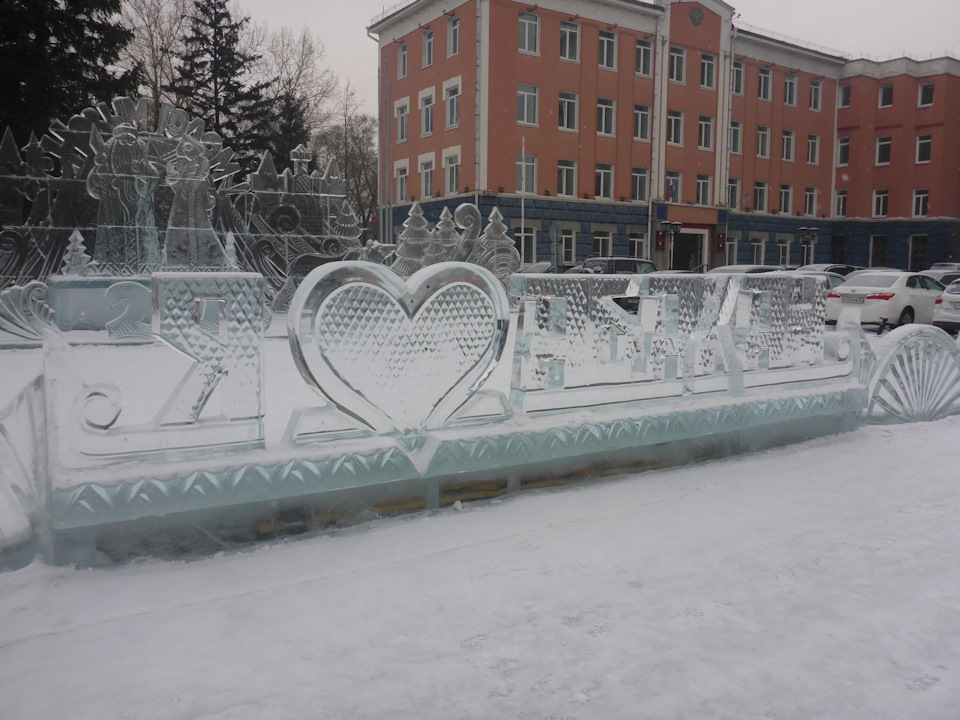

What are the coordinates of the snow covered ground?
(2, 415, 959, 719)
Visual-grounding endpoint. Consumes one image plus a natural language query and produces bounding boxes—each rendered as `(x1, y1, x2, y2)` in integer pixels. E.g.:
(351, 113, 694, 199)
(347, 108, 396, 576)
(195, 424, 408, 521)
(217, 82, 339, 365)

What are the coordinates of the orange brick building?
(369, 0, 960, 271)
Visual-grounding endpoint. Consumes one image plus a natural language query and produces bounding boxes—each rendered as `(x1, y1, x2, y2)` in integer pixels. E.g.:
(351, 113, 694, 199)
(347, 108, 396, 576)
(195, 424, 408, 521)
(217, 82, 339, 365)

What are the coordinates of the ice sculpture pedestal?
(47, 275, 152, 333)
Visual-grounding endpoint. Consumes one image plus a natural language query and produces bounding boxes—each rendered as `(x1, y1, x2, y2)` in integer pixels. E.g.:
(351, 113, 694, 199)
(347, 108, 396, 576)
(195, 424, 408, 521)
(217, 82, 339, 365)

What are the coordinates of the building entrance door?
(672, 232, 704, 270)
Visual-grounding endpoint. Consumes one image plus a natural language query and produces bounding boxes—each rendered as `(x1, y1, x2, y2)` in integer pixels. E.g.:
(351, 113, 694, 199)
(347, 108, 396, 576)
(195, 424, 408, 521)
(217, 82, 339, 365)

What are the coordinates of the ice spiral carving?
(288, 261, 510, 434)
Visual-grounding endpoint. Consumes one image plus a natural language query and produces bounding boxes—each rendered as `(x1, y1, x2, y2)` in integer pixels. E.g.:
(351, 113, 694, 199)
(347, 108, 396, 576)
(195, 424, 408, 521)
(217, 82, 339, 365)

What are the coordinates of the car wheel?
(898, 308, 915, 326)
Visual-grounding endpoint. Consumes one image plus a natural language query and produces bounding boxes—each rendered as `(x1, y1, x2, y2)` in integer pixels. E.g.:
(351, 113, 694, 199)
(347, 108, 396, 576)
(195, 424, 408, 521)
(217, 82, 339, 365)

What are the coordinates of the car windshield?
(947, 281, 960, 294)
(848, 274, 897, 288)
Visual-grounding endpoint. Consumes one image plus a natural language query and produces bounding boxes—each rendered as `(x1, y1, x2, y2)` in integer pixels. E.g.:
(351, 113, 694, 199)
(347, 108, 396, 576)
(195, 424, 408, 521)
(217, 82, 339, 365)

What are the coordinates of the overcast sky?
(238, 0, 960, 116)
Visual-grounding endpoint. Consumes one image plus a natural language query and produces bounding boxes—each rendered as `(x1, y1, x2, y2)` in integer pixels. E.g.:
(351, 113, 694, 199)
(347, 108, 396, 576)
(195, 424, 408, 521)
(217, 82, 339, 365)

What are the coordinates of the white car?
(825, 271, 945, 326)
(933, 279, 960, 334)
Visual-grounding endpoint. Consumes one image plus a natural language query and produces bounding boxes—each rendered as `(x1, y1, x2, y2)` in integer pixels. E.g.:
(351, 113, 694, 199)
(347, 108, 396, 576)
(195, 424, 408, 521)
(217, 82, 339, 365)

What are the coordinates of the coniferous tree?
(165, 0, 274, 172)
(0, 0, 139, 145)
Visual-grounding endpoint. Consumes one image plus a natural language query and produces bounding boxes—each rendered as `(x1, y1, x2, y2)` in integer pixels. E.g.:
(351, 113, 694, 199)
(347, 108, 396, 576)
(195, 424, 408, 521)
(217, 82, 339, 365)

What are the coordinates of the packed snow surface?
(2, 416, 959, 719)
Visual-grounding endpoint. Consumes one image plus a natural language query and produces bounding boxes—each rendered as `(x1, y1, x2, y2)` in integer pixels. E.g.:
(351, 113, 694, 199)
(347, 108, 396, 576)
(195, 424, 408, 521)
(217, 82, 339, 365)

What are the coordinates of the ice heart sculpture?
(288, 261, 510, 434)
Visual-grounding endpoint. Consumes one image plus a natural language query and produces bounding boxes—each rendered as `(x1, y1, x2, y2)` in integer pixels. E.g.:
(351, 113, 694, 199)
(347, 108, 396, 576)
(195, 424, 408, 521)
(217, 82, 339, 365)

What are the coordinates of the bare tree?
(120, 0, 190, 120)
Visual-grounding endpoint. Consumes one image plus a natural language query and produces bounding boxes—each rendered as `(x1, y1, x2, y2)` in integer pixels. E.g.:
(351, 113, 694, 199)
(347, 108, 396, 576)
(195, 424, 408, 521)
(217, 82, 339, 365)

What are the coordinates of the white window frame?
(635, 38, 652, 76)
(519, 12, 539, 54)
(878, 84, 893, 108)
(667, 110, 684, 146)
(395, 99, 409, 143)
(876, 136, 892, 166)
(732, 60, 744, 95)
(839, 85, 851, 108)
(782, 130, 795, 162)
(420, 158, 434, 198)
(913, 189, 929, 217)
(516, 154, 537, 194)
(631, 167, 648, 202)
(557, 159, 577, 197)
(513, 225, 537, 264)
(698, 115, 714, 150)
(598, 30, 617, 70)
(669, 46, 685, 83)
(665, 171, 681, 202)
(835, 189, 847, 217)
(561, 228, 576, 264)
(396, 164, 408, 202)
(837, 137, 849, 166)
(809, 79, 822, 111)
(778, 241, 790, 265)
(754, 181, 768, 213)
(592, 230, 612, 257)
(398, 43, 407, 79)
(779, 184, 792, 214)
(595, 163, 614, 199)
(443, 79, 461, 129)
(633, 104, 650, 141)
(729, 121, 742, 154)
(419, 90, 435, 136)
(916, 134, 932, 164)
(757, 125, 769, 158)
(726, 235, 738, 265)
(784, 74, 797, 106)
(758, 68, 771, 101)
(751, 237, 765, 265)
(559, 91, 578, 131)
(696, 174, 712, 205)
(597, 98, 615, 136)
(443, 148, 460, 194)
(727, 178, 740, 209)
(422, 29, 434, 67)
(560, 21, 579, 62)
(517, 83, 538, 126)
(628, 231, 647, 258)
(918, 82, 935, 107)
(700, 53, 716, 89)
(804, 187, 817, 216)
(447, 16, 459, 57)
(807, 134, 820, 165)
(873, 189, 889, 218)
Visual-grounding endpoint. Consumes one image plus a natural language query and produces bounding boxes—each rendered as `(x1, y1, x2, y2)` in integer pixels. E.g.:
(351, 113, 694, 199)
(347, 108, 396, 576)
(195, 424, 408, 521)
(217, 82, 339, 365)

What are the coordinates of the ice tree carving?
(392, 201, 430, 277)
(61, 230, 92, 275)
(468, 208, 522, 288)
(335, 200, 363, 252)
(435, 207, 461, 262)
(163, 133, 229, 269)
(86, 124, 162, 273)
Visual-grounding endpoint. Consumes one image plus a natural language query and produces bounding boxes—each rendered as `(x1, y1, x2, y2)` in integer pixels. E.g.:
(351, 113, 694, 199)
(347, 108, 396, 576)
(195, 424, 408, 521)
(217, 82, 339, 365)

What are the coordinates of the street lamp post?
(660, 220, 683, 269)
(798, 226, 817, 265)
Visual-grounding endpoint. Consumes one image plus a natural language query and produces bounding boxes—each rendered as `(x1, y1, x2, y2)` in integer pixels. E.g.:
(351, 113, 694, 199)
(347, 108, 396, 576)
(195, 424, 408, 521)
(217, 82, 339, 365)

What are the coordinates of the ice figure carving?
(104, 281, 152, 339)
(163, 135, 230, 269)
(0, 280, 55, 340)
(153, 273, 265, 424)
(86, 124, 161, 272)
(288, 262, 510, 434)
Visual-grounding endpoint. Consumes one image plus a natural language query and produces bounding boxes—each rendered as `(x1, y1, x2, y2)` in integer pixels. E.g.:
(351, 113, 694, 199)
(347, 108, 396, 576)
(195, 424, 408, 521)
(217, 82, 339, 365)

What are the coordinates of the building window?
(726, 235, 738, 264)
(597, 98, 615, 135)
(448, 16, 459, 56)
(514, 225, 536, 264)
(751, 237, 765, 264)
(809, 79, 822, 111)
(700, 53, 716, 89)
(516, 154, 537, 194)
(445, 85, 460, 128)
(778, 241, 790, 265)
(732, 60, 744, 95)
(595, 163, 614, 199)
(729, 121, 742, 154)
(837, 137, 849, 166)
(913, 189, 929, 217)
(873, 189, 889, 217)
(557, 159, 576, 197)
(631, 168, 648, 202)
(727, 178, 740, 209)
(909, 235, 928, 271)
(445, 154, 459, 194)
(754, 181, 768, 212)
(839, 85, 851, 107)
(420, 95, 434, 136)
(696, 174, 711, 205)
(422, 29, 434, 67)
(876, 136, 892, 165)
(396, 103, 408, 142)
(559, 91, 578, 131)
(667, 110, 683, 145)
(560, 21, 579, 62)
(879, 84, 893, 108)
(870, 235, 888, 267)
(835, 189, 847, 217)
(801, 238, 815, 265)
(635, 39, 652, 76)
(782, 130, 795, 161)
(807, 134, 820, 165)
(665, 171, 681, 202)
(918, 82, 935, 107)
(757, 125, 769, 158)
(397, 43, 407, 79)
(598, 30, 616, 69)
(633, 104, 650, 141)
(784, 74, 797, 106)
(420, 160, 433, 198)
(561, 229, 576, 264)
(758, 67, 771, 101)
(669, 46, 685, 83)
(779, 184, 792, 214)
(519, 12, 539, 54)
(832, 235, 846, 264)
(698, 115, 714, 150)
(396, 166, 408, 201)
(629, 232, 646, 258)
(517, 84, 538, 125)
(804, 187, 817, 216)
(592, 231, 612, 257)
(916, 134, 932, 163)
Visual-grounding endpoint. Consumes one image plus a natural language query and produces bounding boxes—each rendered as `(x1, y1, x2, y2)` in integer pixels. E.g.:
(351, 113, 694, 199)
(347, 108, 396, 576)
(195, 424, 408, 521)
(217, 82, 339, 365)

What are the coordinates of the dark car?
(565, 257, 657, 275)
(797, 263, 863, 276)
